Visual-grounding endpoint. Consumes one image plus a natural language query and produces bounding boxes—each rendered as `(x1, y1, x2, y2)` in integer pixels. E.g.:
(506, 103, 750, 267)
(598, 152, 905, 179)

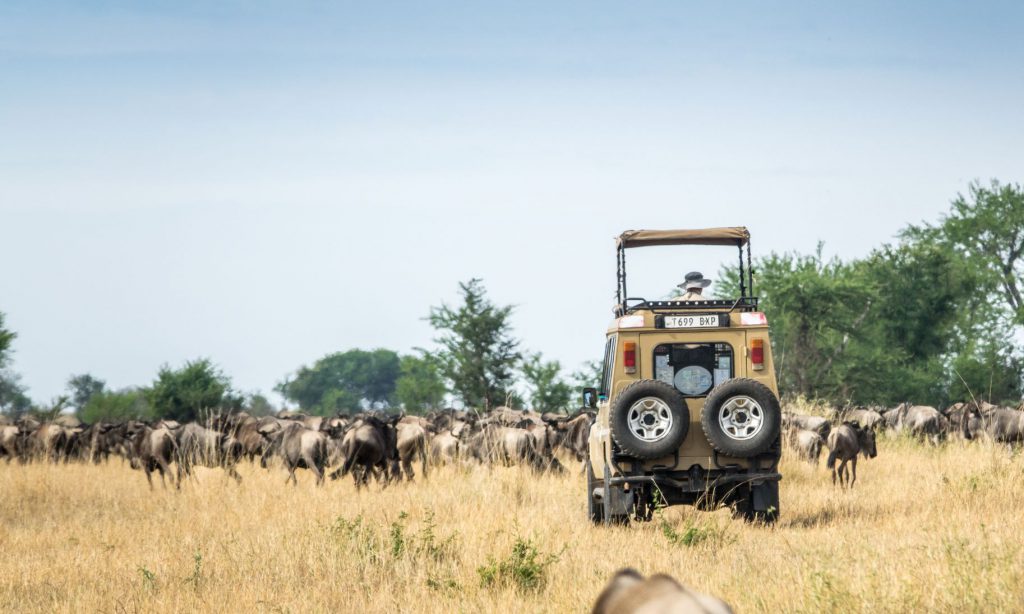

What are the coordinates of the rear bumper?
(607, 470, 781, 493)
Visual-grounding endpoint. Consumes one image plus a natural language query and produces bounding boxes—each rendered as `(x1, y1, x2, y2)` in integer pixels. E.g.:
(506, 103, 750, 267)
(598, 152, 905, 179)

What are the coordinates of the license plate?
(663, 314, 723, 329)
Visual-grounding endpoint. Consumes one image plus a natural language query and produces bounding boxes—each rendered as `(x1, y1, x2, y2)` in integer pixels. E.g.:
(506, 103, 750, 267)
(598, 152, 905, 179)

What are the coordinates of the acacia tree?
(428, 279, 521, 409)
(67, 373, 106, 415)
(522, 353, 572, 413)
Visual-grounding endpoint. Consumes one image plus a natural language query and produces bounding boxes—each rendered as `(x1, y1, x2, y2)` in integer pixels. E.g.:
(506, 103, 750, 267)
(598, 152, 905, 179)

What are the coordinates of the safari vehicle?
(584, 227, 782, 525)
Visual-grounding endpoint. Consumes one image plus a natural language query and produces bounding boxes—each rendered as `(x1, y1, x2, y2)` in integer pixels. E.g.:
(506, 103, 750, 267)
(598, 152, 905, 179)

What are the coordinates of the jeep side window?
(653, 342, 734, 397)
(599, 335, 617, 400)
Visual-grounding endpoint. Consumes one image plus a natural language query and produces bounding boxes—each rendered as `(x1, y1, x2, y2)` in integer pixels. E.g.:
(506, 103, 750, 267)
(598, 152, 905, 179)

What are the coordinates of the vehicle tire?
(701, 378, 781, 457)
(586, 459, 603, 524)
(610, 380, 690, 459)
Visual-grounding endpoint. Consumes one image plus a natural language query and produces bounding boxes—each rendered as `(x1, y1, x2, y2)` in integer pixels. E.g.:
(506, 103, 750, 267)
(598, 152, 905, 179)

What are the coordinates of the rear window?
(653, 342, 734, 397)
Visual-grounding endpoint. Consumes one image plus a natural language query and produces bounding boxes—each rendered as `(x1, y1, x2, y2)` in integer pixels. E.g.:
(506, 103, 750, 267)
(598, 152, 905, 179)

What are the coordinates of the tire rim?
(719, 396, 765, 441)
(627, 397, 673, 442)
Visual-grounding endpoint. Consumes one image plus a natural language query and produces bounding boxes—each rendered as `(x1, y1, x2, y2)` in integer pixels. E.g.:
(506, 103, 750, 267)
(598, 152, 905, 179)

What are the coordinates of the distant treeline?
(1, 180, 1021, 419)
(716, 179, 1023, 407)
(0, 280, 596, 422)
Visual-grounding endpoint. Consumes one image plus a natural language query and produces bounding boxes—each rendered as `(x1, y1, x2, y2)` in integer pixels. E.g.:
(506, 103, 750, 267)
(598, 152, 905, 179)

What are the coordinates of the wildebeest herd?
(0, 407, 595, 489)
(4, 399, 1022, 494)
(784, 400, 1024, 487)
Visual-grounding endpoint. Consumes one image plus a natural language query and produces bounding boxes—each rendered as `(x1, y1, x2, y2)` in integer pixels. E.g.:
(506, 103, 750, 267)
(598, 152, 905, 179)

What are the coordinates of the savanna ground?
(2, 435, 1024, 613)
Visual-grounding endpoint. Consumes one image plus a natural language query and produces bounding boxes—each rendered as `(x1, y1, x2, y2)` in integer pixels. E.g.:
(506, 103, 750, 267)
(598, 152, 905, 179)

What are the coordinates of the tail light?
(751, 338, 765, 371)
(623, 342, 637, 374)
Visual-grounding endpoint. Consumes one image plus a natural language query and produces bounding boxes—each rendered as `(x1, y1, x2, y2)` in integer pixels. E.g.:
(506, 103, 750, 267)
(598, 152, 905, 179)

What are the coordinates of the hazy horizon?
(3, 1, 1023, 405)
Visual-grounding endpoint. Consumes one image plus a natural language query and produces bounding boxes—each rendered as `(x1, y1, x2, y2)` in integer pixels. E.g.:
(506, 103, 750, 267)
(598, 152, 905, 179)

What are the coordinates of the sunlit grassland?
(2, 435, 1023, 613)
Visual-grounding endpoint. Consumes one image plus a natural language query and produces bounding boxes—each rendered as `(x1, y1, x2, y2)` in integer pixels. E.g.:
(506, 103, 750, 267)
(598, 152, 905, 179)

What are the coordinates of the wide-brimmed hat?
(678, 271, 712, 290)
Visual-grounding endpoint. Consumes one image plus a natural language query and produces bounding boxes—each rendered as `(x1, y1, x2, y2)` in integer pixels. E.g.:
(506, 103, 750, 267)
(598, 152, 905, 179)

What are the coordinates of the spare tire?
(701, 378, 781, 457)
(610, 380, 690, 459)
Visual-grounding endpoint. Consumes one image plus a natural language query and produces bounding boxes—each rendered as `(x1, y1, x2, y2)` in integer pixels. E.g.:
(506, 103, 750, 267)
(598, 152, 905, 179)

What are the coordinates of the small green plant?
(183, 550, 204, 590)
(390, 511, 408, 558)
(660, 517, 712, 546)
(477, 536, 562, 591)
(417, 510, 459, 563)
(426, 575, 461, 593)
(138, 566, 157, 592)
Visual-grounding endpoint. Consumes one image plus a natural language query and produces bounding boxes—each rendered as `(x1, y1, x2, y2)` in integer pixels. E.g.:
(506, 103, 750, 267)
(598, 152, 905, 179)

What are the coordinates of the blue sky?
(2, 1, 1023, 405)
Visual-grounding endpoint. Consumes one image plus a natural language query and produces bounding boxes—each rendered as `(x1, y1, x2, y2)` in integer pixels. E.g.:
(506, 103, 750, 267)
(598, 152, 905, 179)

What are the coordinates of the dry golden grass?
(2, 436, 1024, 613)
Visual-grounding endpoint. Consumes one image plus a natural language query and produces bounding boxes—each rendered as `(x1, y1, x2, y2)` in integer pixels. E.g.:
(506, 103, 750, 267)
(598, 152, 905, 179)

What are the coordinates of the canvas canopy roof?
(616, 227, 750, 249)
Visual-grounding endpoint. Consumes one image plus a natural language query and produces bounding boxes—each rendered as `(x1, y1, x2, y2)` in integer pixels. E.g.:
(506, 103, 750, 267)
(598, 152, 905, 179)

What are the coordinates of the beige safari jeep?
(584, 227, 782, 525)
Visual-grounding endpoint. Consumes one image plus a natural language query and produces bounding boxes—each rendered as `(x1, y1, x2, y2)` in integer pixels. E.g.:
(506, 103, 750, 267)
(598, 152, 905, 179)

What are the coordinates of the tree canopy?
(148, 358, 235, 422)
(394, 353, 447, 414)
(278, 348, 401, 415)
(714, 179, 1024, 406)
(428, 279, 521, 409)
(522, 353, 573, 413)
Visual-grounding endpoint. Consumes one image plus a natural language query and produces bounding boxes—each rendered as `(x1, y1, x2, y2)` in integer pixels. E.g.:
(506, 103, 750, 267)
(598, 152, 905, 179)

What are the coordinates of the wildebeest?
(263, 421, 329, 486)
(548, 411, 595, 462)
(826, 423, 877, 488)
(329, 416, 397, 489)
(842, 408, 884, 431)
(1, 425, 21, 462)
(782, 413, 830, 438)
(429, 419, 465, 464)
(592, 568, 733, 614)
(887, 403, 948, 443)
(393, 416, 429, 482)
(130, 423, 178, 489)
(962, 404, 1024, 443)
(28, 422, 69, 463)
(175, 423, 243, 485)
(788, 428, 824, 464)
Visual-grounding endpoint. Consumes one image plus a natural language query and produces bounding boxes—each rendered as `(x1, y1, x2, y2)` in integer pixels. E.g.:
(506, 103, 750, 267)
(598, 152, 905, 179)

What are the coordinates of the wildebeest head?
(855, 424, 877, 458)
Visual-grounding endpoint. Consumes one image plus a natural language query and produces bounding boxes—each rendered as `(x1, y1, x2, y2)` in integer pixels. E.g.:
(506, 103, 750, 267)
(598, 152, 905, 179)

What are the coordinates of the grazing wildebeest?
(788, 428, 824, 464)
(393, 416, 429, 482)
(888, 403, 948, 443)
(1, 425, 21, 462)
(826, 423, 877, 488)
(782, 413, 831, 438)
(463, 422, 549, 471)
(329, 416, 397, 489)
(175, 423, 243, 486)
(592, 568, 733, 614)
(429, 420, 465, 464)
(963, 405, 1024, 443)
(263, 421, 329, 486)
(29, 422, 68, 463)
(549, 411, 595, 461)
(130, 424, 178, 489)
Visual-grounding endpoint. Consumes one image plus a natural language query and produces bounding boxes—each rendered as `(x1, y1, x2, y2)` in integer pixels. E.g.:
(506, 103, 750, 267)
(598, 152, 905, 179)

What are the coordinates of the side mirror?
(582, 388, 598, 409)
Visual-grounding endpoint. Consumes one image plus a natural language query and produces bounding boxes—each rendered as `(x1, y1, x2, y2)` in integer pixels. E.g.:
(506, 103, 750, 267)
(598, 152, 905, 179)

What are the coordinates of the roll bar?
(615, 227, 755, 313)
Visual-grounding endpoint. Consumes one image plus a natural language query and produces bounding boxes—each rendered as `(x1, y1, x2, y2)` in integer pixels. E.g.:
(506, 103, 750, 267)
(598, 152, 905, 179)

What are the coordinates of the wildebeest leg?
(226, 464, 242, 484)
(158, 457, 175, 489)
(838, 459, 848, 488)
(311, 457, 324, 487)
(144, 466, 154, 490)
(287, 462, 297, 486)
(850, 456, 858, 488)
(419, 442, 428, 480)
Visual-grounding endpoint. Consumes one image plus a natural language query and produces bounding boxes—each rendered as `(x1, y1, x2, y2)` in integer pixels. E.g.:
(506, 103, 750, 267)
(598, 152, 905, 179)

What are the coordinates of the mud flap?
(602, 464, 633, 524)
(750, 480, 780, 514)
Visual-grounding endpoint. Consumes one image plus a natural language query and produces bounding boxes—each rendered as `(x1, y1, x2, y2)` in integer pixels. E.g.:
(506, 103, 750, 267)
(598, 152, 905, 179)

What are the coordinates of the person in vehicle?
(675, 271, 711, 300)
